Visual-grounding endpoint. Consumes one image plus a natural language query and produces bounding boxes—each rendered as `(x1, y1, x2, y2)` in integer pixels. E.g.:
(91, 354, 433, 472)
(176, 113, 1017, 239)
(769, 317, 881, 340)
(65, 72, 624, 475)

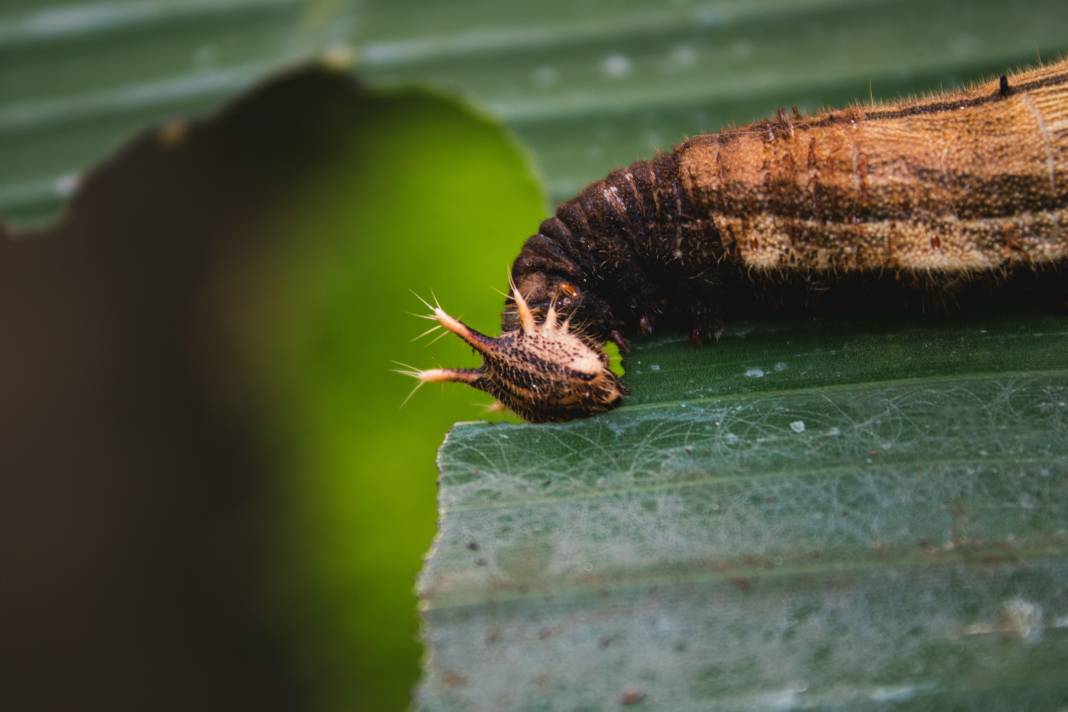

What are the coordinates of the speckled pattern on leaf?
(418, 313, 1068, 711)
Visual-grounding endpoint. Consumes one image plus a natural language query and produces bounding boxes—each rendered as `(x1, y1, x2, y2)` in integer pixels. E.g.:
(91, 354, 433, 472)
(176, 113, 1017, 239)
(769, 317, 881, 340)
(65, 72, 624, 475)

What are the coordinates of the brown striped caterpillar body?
(409, 58, 1068, 422)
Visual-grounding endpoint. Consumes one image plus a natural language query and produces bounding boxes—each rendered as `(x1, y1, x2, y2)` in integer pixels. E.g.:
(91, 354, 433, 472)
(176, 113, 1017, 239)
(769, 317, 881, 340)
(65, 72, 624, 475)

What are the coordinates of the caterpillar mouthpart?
(402, 287, 626, 422)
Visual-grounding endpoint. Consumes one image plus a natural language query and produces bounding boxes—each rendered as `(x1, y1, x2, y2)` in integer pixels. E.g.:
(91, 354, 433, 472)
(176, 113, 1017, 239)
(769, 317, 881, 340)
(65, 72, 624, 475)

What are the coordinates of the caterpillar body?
(408, 58, 1068, 422)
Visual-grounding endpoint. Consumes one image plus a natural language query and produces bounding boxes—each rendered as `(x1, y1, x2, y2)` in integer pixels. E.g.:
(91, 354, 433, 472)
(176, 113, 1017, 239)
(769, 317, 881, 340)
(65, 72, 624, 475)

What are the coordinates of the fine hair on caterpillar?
(404, 57, 1068, 423)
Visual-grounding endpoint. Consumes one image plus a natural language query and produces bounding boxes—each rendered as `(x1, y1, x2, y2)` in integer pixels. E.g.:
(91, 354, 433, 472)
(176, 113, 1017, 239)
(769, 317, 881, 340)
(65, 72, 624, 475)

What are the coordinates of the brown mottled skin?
(508, 58, 1068, 352)
(418, 59, 1068, 422)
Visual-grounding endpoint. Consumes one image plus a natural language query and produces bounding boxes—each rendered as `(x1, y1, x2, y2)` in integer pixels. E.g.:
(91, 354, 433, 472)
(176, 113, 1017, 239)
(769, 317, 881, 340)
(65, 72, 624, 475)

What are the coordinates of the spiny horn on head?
(507, 273, 536, 334)
(412, 367, 484, 385)
(543, 291, 561, 333)
(393, 362, 486, 407)
(431, 306, 501, 355)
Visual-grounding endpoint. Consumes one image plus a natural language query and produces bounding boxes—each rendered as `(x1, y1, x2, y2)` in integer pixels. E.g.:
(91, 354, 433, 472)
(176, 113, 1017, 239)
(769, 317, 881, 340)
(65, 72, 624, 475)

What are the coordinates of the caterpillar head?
(402, 286, 625, 422)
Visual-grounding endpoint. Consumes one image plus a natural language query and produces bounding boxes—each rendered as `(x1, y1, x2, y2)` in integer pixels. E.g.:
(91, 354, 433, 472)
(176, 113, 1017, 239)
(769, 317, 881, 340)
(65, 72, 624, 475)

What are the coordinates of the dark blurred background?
(0, 69, 543, 710)
(5, 1, 1068, 710)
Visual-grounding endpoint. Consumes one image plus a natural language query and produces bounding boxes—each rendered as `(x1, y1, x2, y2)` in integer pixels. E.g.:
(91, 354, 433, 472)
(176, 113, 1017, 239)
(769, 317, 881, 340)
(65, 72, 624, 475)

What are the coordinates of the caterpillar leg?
(1042, 269, 1068, 313)
(1046, 263, 1068, 314)
(672, 278, 727, 346)
(689, 319, 728, 346)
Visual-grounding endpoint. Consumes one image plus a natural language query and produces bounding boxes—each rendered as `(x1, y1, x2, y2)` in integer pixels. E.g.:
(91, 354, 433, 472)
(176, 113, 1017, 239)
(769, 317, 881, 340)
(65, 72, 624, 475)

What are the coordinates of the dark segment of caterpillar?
(408, 58, 1068, 422)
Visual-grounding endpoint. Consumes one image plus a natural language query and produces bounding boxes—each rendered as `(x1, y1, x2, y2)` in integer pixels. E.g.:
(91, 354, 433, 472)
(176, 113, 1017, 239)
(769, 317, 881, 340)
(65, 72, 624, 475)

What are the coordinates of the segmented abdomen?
(678, 58, 1068, 273)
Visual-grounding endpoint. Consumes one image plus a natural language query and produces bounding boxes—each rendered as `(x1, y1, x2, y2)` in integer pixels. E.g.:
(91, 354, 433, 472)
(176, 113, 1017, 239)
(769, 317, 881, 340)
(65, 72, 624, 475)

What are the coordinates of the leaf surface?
(419, 313, 1068, 710)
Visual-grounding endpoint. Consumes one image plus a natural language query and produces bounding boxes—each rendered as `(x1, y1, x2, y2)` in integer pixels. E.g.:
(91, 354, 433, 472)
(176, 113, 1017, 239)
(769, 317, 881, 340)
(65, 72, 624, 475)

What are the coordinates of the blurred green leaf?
(419, 313, 1068, 710)
(6, 0, 1068, 226)
(234, 84, 544, 710)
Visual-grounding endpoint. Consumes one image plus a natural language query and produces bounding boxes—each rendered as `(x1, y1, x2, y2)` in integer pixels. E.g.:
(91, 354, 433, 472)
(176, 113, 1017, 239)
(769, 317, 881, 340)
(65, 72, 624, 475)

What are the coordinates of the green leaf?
(6, 0, 1068, 227)
(220, 80, 546, 709)
(419, 313, 1068, 709)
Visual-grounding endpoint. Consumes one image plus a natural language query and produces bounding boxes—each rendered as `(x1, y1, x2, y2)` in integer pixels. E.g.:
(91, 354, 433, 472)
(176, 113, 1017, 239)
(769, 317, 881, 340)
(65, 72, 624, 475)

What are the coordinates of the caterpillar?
(405, 58, 1068, 422)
